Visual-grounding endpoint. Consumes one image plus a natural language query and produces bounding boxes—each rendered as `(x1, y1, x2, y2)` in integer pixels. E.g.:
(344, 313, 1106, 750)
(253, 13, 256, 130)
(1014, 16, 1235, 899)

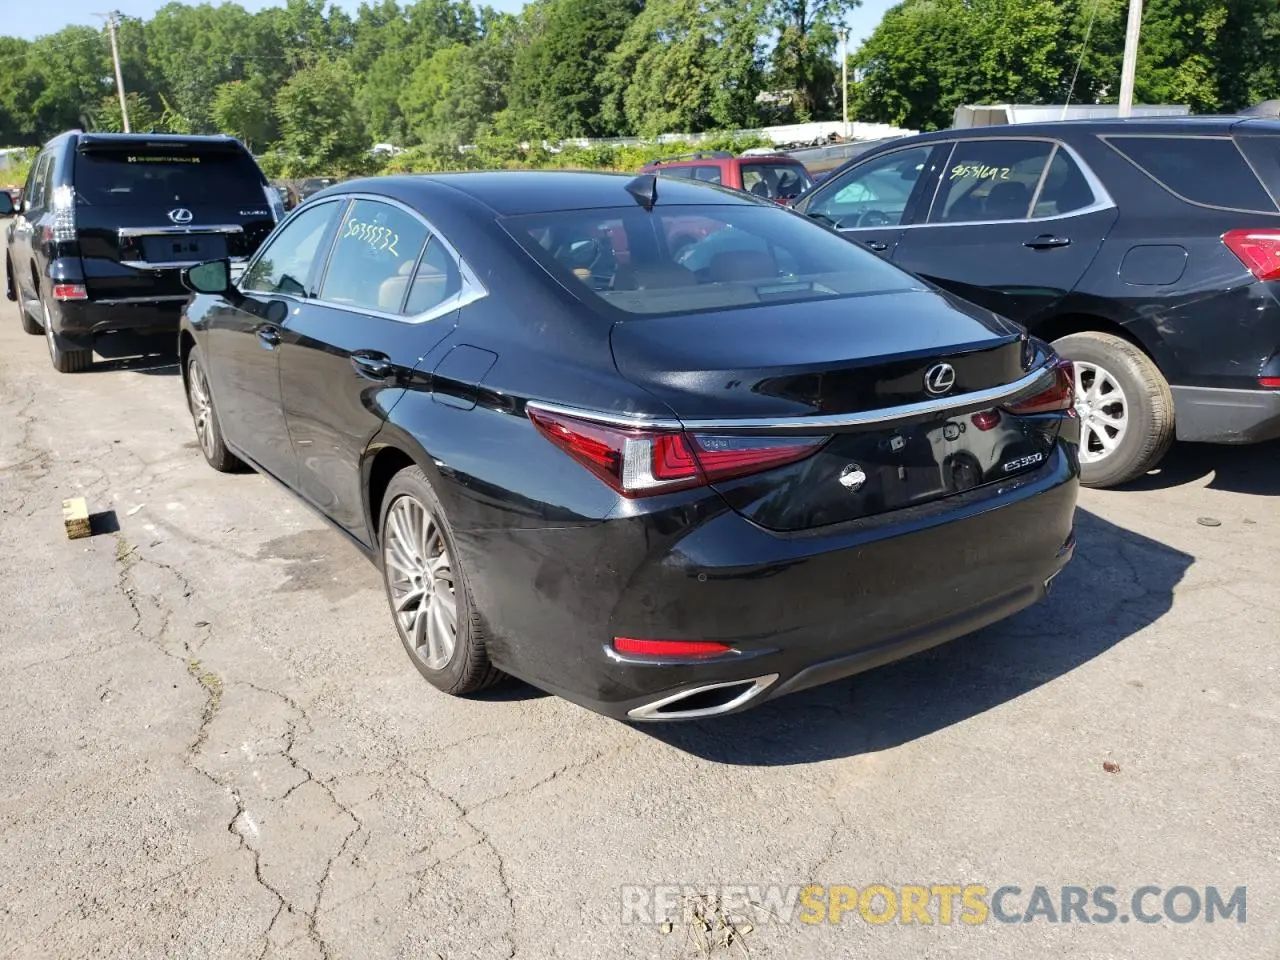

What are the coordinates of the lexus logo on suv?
(924, 362, 956, 396)
(167, 208, 194, 225)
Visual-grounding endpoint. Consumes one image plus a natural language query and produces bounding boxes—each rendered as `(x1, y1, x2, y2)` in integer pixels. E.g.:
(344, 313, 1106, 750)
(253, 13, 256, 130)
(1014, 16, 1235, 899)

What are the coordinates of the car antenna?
(625, 174, 657, 211)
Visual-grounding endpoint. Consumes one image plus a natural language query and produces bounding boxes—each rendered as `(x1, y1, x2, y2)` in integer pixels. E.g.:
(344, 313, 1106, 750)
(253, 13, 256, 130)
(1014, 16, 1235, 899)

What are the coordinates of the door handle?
(256, 325, 282, 347)
(350, 350, 394, 380)
(1024, 235, 1072, 249)
(863, 240, 888, 252)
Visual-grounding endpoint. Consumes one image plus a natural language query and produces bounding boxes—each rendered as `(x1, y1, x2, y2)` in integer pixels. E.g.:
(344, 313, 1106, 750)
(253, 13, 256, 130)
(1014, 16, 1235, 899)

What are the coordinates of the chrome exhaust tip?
(626, 674, 779, 721)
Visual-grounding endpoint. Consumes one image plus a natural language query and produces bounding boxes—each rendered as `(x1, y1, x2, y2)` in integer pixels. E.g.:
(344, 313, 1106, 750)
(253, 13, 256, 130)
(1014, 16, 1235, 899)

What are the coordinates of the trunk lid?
(610, 289, 1063, 530)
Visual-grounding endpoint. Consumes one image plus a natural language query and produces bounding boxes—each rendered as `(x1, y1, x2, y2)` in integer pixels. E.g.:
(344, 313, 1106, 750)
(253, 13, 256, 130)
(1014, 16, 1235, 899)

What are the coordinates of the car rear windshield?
(1105, 136, 1278, 212)
(502, 203, 920, 318)
(73, 147, 265, 207)
(741, 162, 812, 199)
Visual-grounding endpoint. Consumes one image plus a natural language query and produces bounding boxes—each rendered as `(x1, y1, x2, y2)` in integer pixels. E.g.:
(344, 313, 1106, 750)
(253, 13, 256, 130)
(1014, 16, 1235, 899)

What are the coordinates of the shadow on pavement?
(639, 509, 1193, 765)
(1120, 440, 1280, 497)
(88, 331, 180, 376)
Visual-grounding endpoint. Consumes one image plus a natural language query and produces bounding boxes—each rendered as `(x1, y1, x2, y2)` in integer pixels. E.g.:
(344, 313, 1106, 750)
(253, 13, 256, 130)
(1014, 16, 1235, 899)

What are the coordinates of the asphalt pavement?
(1, 309, 1277, 959)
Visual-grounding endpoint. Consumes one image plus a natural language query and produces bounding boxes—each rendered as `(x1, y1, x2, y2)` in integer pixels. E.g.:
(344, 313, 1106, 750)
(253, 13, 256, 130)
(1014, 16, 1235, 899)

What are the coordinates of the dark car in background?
(176, 170, 1078, 721)
(792, 117, 1280, 487)
(642, 151, 813, 202)
(4, 131, 282, 372)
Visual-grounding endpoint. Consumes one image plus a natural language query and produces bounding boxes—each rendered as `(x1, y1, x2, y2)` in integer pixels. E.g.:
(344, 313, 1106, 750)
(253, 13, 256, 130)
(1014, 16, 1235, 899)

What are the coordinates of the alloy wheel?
(383, 495, 458, 671)
(187, 361, 216, 460)
(1072, 360, 1129, 463)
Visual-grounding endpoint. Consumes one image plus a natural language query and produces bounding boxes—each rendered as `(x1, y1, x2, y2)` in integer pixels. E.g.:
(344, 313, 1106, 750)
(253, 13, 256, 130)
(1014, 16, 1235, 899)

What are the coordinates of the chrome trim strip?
(93, 295, 191, 305)
(117, 224, 245, 237)
(528, 365, 1056, 435)
(627, 674, 779, 721)
(121, 256, 248, 271)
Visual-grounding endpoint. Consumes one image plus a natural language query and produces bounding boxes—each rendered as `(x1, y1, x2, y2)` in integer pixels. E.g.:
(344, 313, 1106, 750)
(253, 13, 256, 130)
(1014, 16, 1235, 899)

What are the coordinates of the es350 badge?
(1002, 452, 1045, 473)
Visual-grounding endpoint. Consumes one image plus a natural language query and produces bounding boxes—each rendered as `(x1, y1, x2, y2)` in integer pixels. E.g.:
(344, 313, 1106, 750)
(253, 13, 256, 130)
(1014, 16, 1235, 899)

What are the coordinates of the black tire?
(185, 349, 244, 473)
(41, 296, 92, 372)
(379, 466, 504, 696)
(1052, 330, 1175, 489)
(18, 294, 42, 335)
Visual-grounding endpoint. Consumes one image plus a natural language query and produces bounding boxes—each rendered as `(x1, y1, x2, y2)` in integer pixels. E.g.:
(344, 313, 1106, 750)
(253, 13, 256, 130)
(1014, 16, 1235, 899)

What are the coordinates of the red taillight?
(970, 410, 1002, 431)
(1261, 376, 1280, 389)
(1223, 229, 1280, 281)
(527, 408, 827, 497)
(52, 283, 87, 301)
(613, 637, 733, 658)
(1002, 359, 1075, 415)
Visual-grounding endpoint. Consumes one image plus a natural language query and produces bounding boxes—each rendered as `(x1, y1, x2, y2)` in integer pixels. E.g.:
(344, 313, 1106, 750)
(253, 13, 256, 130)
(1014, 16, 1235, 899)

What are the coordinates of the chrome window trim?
(1099, 132, 1280, 215)
(824, 136, 1115, 233)
(123, 255, 249, 271)
(526, 364, 1057, 435)
(117, 224, 245, 238)
(239, 192, 488, 326)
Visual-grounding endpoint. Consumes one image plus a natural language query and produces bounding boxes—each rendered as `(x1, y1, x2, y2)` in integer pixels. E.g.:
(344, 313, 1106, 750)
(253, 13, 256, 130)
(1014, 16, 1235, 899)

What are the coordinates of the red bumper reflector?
(613, 637, 733, 658)
(1261, 376, 1280, 389)
(52, 283, 88, 301)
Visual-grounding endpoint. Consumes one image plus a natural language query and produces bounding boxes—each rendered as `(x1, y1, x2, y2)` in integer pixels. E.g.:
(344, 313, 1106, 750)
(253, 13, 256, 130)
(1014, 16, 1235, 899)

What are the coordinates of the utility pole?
(96, 11, 130, 132)
(839, 29, 849, 137)
(1117, 0, 1143, 118)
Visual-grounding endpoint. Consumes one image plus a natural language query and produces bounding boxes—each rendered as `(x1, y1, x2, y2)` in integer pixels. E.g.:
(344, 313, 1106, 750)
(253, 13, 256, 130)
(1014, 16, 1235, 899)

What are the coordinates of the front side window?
(1105, 136, 1277, 212)
(806, 145, 934, 228)
(319, 199, 431, 313)
(930, 140, 1054, 223)
(240, 201, 339, 297)
(503, 203, 919, 317)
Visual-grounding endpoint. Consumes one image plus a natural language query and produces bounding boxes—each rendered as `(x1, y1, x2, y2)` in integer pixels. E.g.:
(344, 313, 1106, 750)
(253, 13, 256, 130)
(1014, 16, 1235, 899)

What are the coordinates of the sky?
(10, 0, 898, 47)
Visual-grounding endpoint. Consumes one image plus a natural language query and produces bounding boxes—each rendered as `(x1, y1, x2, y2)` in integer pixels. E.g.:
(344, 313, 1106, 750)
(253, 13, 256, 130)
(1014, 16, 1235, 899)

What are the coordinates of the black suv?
(5, 132, 281, 372)
(793, 117, 1280, 487)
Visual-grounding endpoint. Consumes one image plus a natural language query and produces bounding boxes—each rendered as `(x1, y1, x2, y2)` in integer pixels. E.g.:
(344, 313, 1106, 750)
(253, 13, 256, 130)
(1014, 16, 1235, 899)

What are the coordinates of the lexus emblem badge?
(838, 464, 867, 493)
(167, 207, 194, 225)
(924, 362, 957, 396)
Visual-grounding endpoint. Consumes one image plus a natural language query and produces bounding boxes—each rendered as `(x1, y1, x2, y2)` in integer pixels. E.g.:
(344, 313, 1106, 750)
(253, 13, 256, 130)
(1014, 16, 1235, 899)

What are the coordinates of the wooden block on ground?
(62, 497, 91, 540)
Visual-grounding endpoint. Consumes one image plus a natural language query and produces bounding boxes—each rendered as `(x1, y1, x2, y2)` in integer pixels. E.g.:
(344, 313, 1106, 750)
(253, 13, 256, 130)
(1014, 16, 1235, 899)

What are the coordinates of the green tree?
(601, 0, 767, 136)
(506, 0, 641, 138)
(400, 43, 502, 145)
(768, 0, 860, 120)
(274, 58, 368, 174)
(211, 80, 273, 149)
(93, 92, 161, 133)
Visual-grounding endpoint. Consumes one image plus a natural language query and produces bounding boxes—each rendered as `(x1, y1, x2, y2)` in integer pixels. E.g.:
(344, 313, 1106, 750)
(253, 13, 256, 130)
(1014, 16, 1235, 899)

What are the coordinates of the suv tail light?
(1002, 359, 1075, 415)
(1222, 229, 1280, 281)
(1261, 376, 1280, 389)
(527, 407, 828, 497)
(50, 184, 77, 243)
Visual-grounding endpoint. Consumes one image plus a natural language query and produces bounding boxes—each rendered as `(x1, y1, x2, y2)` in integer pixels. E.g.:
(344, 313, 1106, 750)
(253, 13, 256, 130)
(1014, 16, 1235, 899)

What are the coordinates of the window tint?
(655, 166, 696, 180)
(1106, 136, 1277, 212)
(404, 238, 463, 314)
(807, 145, 933, 228)
(503, 203, 918, 318)
(319, 199, 431, 312)
(1031, 148, 1097, 217)
(692, 166, 722, 184)
(930, 140, 1053, 223)
(25, 153, 52, 210)
(241, 201, 338, 297)
(741, 163, 813, 200)
(73, 148, 264, 207)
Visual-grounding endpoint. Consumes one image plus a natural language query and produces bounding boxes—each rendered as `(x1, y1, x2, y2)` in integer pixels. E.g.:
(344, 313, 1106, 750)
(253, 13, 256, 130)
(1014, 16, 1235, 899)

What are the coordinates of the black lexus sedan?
(177, 171, 1079, 721)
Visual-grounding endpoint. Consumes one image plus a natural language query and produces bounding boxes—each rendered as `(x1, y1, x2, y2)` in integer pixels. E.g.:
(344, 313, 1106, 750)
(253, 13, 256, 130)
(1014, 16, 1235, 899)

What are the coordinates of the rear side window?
(73, 146, 265, 207)
(404, 239, 462, 314)
(692, 166, 723, 184)
(930, 140, 1054, 223)
(1105, 136, 1278, 212)
(320, 199, 431, 313)
(654, 166, 696, 180)
(503, 203, 918, 318)
(1032, 147, 1097, 217)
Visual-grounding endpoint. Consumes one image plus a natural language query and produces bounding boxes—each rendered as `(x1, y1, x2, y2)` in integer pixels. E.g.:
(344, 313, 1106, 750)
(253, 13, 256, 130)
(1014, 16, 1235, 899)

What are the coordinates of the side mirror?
(183, 259, 232, 295)
(0, 192, 14, 217)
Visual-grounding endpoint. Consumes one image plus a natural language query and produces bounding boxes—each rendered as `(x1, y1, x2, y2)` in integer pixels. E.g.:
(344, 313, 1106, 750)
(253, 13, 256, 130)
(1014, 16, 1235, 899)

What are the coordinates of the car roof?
(72, 132, 246, 147)
(345, 170, 765, 216)
(889, 115, 1280, 145)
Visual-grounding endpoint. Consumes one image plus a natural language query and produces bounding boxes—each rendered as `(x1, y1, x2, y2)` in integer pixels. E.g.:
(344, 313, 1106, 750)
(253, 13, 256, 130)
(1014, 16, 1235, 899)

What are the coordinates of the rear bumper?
(512, 441, 1079, 721)
(47, 296, 187, 339)
(1172, 385, 1280, 444)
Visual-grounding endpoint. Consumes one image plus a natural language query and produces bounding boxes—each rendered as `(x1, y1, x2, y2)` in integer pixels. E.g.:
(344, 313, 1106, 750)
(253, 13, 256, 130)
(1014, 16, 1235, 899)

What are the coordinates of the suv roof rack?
(650, 150, 733, 165)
